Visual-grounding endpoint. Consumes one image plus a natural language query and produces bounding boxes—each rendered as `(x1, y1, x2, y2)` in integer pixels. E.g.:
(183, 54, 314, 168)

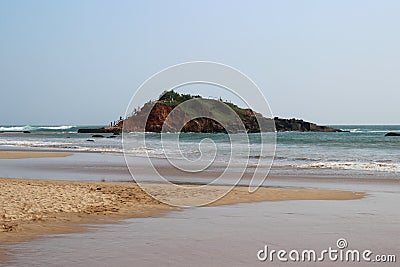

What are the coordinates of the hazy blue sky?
(1, 0, 399, 125)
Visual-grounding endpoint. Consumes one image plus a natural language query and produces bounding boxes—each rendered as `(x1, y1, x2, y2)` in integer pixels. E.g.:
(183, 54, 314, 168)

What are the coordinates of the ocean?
(0, 125, 399, 178)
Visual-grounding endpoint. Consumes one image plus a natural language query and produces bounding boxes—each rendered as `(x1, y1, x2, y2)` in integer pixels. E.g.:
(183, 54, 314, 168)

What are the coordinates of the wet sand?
(0, 178, 364, 247)
(0, 151, 72, 159)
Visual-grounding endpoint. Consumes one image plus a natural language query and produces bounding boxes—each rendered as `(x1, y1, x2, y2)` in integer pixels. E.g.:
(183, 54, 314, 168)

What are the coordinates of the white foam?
(298, 161, 400, 173)
(0, 126, 27, 131)
(38, 126, 75, 130)
(348, 129, 395, 133)
(0, 139, 70, 148)
(0, 125, 75, 131)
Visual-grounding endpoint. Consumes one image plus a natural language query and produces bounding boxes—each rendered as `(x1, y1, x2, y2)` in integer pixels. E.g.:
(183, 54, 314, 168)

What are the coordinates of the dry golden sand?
(0, 178, 365, 248)
(0, 178, 170, 244)
(0, 151, 72, 159)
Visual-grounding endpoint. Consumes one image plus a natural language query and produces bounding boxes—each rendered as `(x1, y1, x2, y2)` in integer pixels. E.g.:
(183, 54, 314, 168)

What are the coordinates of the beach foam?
(298, 161, 400, 173)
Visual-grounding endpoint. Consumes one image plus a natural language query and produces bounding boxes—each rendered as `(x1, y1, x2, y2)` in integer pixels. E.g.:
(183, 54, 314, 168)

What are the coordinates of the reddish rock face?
(145, 103, 174, 132)
(123, 102, 174, 132)
(123, 102, 228, 133)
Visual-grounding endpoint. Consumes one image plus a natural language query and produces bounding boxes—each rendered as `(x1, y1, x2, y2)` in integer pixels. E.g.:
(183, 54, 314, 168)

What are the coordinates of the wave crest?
(0, 125, 75, 132)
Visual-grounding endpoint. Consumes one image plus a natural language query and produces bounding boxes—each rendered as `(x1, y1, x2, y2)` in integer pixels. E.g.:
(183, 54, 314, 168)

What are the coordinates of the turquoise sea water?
(0, 125, 399, 177)
(276, 125, 400, 173)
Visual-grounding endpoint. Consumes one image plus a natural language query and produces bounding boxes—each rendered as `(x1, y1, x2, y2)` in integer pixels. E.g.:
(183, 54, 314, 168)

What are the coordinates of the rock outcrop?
(80, 91, 344, 134)
(274, 117, 342, 132)
(385, 132, 400, 137)
(77, 121, 123, 134)
(77, 127, 120, 134)
(121, 91, 344, 133)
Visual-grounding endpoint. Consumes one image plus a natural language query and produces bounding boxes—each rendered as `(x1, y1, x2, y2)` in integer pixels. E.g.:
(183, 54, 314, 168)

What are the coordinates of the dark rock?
(23, 131, 31, 133)
(92, 134, 105, 138)
(86, 139, 94, 142)
(78, 128, 104, 133)
(274, 118, 345, 132)
(78, 127, 121, 134)
(385, 132, 400, 137)
(107, 135, 117, 138)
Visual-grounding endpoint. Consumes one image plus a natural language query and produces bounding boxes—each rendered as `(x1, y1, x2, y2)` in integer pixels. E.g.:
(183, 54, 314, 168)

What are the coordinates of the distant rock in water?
(78, 127, 120, 134)
(92, 134, 105, 138)
(274, 117, 343, 132)
(120, 90, 344, 133)
(385, 132, 400, 137)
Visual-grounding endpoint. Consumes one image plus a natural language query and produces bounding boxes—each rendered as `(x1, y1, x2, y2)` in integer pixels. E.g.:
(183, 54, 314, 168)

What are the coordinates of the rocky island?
(79, 90, 344, 134)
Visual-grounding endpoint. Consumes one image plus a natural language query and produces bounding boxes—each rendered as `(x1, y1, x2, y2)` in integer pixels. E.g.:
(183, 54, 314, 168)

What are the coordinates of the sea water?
(0, 125, 399, 178)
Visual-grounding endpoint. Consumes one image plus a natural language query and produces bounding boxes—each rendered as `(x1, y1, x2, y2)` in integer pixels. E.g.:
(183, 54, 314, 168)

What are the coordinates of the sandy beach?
(0, 151, 72, 159)
(2, 0, 400, 265)
(0, 150, 397, 266)
(0, 177, 364, 246)
(0, 151, 398, 266)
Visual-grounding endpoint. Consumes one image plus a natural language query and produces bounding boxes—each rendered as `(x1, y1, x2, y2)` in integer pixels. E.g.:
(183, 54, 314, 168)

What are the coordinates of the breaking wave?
(0, 125, 76, 132)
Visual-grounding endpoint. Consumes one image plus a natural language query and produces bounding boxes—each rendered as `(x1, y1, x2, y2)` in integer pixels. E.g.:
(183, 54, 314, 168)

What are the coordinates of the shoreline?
(0, 178, 365, 248)
(1, 148, 399, 180)
(0, 151, 72, 159)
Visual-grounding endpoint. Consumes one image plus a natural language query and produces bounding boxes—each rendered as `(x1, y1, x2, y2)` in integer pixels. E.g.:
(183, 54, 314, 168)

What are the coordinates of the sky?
(0, 0, 399, 125)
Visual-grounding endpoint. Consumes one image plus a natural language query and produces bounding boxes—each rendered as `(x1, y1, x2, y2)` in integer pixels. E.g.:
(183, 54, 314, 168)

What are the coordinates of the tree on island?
(158, 90, 201, 104)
